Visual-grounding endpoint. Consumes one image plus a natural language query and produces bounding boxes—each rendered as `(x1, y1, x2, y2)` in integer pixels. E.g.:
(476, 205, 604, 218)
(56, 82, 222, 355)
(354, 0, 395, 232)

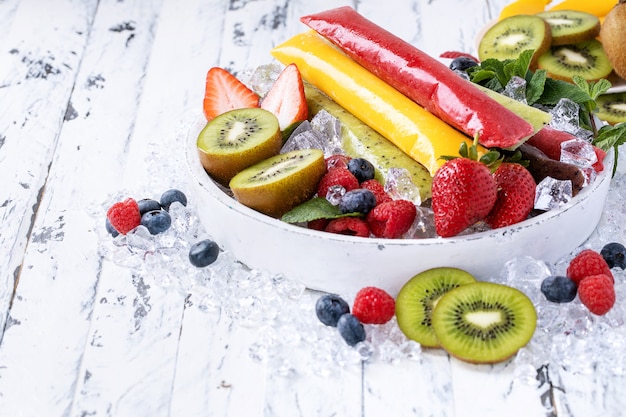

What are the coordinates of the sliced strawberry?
(261, 63, 308, 132)
(484, 163, 536, 229)
(203, 67, 259, 121)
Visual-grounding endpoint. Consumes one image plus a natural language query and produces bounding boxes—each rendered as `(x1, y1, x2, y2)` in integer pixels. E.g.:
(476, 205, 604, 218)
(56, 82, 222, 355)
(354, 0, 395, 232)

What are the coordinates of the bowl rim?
(186, 115, 614, 248)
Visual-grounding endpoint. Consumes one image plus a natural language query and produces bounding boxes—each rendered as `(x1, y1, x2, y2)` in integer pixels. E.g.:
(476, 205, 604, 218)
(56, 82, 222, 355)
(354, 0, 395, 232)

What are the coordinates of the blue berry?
(347, 158, 376, 183)
(105, 218, 119, 237)
(540, 275, 577, 303)
(141, 210, 172, 235)
(189, 239, 220, 267)
(137, 198, 162, 215)
(449, 56, 478, 72)
(160, 189, 187, 211)
(337, 313, 366, 346)
(339, 189, 377, 215)
(315, 294, 350, 327)
(601, 242, 626, 270)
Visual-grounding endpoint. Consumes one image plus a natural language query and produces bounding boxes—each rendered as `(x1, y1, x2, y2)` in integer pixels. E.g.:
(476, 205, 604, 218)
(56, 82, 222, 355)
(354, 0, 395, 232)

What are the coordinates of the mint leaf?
(281, 197, 358, 224)
(592, 122, 626, 177)
(526, 69, 546, 105)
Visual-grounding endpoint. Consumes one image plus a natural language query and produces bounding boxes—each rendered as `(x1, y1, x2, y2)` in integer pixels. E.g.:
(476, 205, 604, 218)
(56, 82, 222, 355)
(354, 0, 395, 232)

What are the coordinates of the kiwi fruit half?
(536, 39, 613, 82)
(229, 148, 326, 218)
(596, 92, 626, 125)
(478, 14, 552, 68)
(197, 107, 282, 186)
(600, 0, 626, 80)
(395, 267, 477, 348)
(431, 281, 537, 364)
(536, 10, 600, 46)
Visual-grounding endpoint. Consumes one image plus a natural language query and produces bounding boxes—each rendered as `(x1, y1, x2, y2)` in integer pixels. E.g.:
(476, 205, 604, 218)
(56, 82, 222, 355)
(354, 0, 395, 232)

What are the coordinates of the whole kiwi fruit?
(600, 0, 626, 80)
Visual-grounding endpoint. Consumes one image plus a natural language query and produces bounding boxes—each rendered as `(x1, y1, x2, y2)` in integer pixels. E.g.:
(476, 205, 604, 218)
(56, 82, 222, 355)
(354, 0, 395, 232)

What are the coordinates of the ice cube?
(503, 75, 527, 104)
(534, 177, 573, 211)
(384, 168, 422, 205)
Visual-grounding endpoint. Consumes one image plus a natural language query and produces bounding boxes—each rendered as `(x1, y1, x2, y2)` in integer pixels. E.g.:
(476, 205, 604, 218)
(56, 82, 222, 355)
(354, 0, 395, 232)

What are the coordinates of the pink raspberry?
(366, 200, 417, 238)
(360, 179, 392, 205)
(106, 198, 141, 235)
(566, 249, 614, 285)
(325, 217, 370, 237)
(352, 286, 396, 324)
(317, 168, 359, 198)
(578, 274, 615, 315)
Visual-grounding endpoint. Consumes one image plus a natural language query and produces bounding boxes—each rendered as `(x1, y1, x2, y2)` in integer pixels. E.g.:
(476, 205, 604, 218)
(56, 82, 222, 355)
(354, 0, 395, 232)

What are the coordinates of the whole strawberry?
(578, 274, 615, 315)
(566, 249, 614, 285)
(352, 286, 396, 324)
(431, 142, 498, 237)
(484, 162, 536, 229)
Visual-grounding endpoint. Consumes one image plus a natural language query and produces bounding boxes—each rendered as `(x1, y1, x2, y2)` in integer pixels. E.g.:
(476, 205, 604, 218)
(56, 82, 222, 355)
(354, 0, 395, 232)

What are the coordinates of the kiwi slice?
(478, 14, 552, 67)
(537, 10, 601, 46)
(395, 267, 477, 348)
(229, 148, 326, 218)
(197, 107, 282, 185)
(536, 39, 613, 82)
(431, 282, 537, 364)
(596, 92, 626, 125)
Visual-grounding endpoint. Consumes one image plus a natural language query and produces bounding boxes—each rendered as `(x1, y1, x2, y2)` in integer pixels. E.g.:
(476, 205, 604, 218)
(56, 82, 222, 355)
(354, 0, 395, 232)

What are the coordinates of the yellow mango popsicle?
(271, 31, 480, 175)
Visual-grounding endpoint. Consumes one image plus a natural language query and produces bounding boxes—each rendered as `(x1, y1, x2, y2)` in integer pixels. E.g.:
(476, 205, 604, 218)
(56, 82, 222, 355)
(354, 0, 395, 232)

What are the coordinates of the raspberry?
(360, 179, 392, 205)
(317, 168, 359, 198)
(578, 274, 615, 315)
(307, 218, 330, 231)
(325, 217, 370, 237)
(566, 249, 614, 285)
(366, 200, 417, 239)
(352, 286, 396, 324)
(106, 198, 141, 235)
(325, 154, 351, 171)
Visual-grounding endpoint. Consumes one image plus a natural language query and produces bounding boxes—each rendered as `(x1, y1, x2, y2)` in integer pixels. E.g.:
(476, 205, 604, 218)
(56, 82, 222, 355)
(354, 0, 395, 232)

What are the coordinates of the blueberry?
(347, 158, 376, 182)
(160, 189, 187, 211)
(449, 56, 478, 72)
(337, 313, 366, 346)
(189, 239, 220, 267)
(339, 189, 377, 215)
(540, 275, 577, 303)
(137, 198, 162, 215)
(105, 218, 119, 237)
(601, 242, 626, 270)
(141, 210, 172, 235)
(315, 294, 350, 327)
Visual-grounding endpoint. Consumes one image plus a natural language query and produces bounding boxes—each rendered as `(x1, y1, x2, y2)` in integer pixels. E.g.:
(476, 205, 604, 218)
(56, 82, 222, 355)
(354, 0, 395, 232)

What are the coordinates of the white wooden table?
(1, 0, 624, 416)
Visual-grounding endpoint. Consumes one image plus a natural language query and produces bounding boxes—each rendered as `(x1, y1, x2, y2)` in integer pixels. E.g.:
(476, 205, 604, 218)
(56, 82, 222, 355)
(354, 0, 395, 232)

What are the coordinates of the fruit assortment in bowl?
(186, 6, 624, 297)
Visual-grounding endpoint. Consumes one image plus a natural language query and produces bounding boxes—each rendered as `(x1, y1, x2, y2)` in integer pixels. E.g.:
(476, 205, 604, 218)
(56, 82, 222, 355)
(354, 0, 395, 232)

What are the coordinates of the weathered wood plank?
(0, 0, 98, 336)
(0, 0, 166, 416)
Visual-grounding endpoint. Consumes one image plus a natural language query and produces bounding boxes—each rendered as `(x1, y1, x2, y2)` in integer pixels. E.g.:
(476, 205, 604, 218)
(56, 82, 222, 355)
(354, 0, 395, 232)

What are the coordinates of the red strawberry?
(484, 163, 536, 229)
(325, 217, 370, 237)
(367, 199, 416, 238)
(360, 179, 392, 205)
(307, 218, 329, 231)
(261, 63, 308, 132)
(566, 249, 614, 285)
(203, 67, 259, 121)
(352, 287, 396, 324)
(106, 198, 141, 235)
(431, 157, 498, 237)
(578, 274, 615, 315)
(317, 168, 359, 198)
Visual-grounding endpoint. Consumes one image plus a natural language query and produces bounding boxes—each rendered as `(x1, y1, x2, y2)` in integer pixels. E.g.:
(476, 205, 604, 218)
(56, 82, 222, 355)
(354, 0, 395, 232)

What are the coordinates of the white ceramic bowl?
(186, 119, 613, 296)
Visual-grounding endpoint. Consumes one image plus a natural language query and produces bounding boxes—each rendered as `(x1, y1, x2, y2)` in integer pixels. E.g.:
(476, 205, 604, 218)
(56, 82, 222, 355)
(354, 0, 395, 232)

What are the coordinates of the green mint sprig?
(281, 197, 360, 224)
(593, 123, 626, 177)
